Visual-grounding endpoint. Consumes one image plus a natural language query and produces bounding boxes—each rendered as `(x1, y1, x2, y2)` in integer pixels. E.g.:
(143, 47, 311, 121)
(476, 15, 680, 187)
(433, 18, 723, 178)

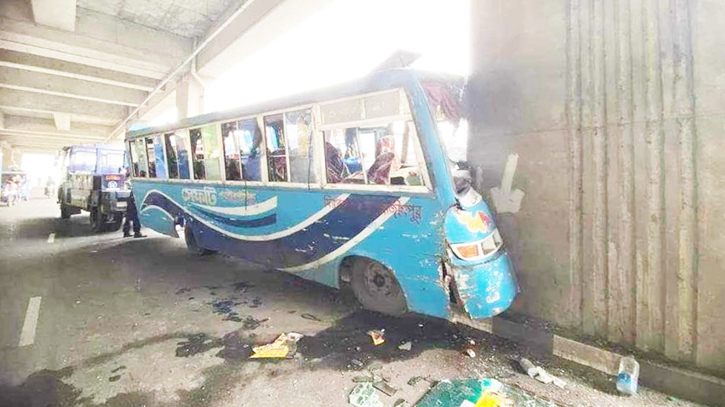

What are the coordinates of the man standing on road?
(123, 169, 145, 238)
(123, 192, 145, 238)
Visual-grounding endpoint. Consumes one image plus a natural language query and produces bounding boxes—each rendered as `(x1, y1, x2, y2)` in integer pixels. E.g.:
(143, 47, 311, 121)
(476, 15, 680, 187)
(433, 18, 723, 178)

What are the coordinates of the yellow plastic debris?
(249, 332, 303, 359)
(367, 330, 385, 345)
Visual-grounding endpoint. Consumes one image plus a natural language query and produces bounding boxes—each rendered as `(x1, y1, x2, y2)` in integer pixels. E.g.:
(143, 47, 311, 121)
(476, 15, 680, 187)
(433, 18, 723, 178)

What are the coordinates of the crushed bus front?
(444, 189, 518, 319)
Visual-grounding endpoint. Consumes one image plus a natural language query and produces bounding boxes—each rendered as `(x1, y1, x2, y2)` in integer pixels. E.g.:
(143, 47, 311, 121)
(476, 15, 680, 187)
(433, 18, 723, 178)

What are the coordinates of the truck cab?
(58, 145, 130, 232)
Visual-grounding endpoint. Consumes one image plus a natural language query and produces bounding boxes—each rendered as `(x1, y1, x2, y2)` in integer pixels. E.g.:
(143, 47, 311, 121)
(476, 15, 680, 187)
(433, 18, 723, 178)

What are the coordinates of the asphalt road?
(0, 196, 702, 407)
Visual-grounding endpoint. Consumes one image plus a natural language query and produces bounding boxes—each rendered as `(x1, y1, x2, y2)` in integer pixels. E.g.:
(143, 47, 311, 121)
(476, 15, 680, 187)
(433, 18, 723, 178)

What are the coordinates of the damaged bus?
(125, 69, 517, 322)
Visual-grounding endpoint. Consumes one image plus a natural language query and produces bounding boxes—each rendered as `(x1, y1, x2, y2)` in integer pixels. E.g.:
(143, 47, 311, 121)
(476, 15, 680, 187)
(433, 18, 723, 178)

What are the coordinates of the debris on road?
(241, 316, 268, 330)
(416, 378, 560, 407)
(407, 376, 429, 386)
(232, 281, 255, 292)
(211, 299, 235, 314)
(519, 358, 538, 377)
(373, 380, 398, 397)
(616, 356, 639, 395)
(367, 329, 385, 345)
(301, 313, 322, 322)
(398, 341, 412, 351)
(349, 382, 384, 407)
(518, 358, 566, 388)
(250, 332, 303, 359)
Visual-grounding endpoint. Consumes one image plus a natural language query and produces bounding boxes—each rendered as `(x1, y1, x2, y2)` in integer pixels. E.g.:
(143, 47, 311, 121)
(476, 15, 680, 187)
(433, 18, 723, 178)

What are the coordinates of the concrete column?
(176, 74, 204, 120)
(469, 0, 723, 374)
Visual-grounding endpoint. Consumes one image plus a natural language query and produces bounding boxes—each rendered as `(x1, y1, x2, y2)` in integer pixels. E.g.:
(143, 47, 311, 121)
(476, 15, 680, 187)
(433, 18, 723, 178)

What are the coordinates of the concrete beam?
(0, 105, 117, 127)
(1, 7, 192, 79)
(0, 136, 94, 147)
(0, 88, 127, 121)
(0, 66, 147, 106)
(30, 0, 76, 32)
(4, 115, 112, 138)
(196, 0, 336, 78)
(53, 113, 70, 131)
(0, 50, 156, 91)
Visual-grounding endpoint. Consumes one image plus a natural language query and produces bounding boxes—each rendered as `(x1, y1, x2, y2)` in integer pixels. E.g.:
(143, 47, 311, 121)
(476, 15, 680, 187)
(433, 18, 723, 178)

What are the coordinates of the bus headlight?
(449, 228, 503, 261)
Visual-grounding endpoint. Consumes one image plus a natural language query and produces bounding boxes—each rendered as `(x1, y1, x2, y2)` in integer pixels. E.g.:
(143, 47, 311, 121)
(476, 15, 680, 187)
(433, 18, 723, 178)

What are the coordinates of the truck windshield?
(422, 80, 470, 193)
(98, 151, 125, 174)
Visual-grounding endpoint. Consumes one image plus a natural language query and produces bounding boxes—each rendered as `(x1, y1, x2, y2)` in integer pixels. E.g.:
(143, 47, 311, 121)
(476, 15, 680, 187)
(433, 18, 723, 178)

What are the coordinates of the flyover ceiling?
(0, 0, 334, 153)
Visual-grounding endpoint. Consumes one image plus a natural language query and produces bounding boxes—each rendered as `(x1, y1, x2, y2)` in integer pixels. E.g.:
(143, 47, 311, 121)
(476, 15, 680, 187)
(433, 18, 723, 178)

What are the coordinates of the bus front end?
(444, 188, 518, 320)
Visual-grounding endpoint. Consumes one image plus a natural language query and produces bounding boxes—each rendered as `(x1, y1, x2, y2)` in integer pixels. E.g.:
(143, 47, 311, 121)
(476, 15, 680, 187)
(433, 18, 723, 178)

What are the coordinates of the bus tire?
(350, 258, 407, 316)
(60, 203, 71, 219)
(184, 224, 215, 256)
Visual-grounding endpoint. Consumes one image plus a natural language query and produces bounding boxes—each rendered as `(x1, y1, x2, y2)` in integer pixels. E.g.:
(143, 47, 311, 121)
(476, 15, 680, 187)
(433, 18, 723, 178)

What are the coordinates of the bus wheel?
(350, 258, 407, 316)
(184, 224, 215, 256)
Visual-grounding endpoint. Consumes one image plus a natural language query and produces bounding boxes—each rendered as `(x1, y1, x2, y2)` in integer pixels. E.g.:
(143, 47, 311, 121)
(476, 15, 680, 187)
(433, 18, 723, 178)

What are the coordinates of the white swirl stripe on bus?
(279, 197, 410, 273)
(140, 205, 175, 220)
(140, 190, 350, 242)
(191, 196, 277, 218)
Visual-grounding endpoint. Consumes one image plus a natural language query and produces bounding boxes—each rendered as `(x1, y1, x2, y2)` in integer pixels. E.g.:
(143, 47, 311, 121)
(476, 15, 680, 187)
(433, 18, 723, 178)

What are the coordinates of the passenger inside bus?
(323, 120, 423, 186)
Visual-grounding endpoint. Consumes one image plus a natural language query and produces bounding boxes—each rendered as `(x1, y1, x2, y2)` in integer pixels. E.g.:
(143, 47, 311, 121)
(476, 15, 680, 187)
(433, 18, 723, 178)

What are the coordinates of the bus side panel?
(133, 181, 452, 319)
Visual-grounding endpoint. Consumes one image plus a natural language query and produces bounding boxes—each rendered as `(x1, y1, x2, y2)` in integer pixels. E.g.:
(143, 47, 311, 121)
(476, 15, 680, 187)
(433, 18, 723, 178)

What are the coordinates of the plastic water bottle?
(617, 356, 640, 395)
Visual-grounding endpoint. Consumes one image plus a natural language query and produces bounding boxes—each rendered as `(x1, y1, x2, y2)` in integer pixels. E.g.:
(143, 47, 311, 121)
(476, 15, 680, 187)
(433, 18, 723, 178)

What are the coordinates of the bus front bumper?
(450, 251, 518, 320)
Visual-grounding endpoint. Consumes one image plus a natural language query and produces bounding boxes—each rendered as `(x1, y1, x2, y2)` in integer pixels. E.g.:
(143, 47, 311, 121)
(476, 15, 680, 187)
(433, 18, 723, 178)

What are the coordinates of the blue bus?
(125, 69, 517, 322)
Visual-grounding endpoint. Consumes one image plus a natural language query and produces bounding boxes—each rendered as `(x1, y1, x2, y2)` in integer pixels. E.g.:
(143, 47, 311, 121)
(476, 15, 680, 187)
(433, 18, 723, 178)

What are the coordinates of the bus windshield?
(422, 80, 470, 193)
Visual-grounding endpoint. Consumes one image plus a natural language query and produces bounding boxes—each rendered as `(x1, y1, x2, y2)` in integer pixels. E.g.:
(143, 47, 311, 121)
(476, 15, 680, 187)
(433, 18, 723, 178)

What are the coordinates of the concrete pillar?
(176, 74, 204, 120)
(469, 0, 724, 374)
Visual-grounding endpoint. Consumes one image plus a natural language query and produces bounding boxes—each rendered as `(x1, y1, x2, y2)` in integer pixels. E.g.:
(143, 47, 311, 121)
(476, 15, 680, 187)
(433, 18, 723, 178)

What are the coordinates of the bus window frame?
(126, 87, 433, 195)
(317, 88, 432, 194)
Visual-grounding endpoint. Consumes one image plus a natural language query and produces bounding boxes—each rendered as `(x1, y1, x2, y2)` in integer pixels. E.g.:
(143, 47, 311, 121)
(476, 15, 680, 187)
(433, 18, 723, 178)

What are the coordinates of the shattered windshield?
(422, 80, 471, 192)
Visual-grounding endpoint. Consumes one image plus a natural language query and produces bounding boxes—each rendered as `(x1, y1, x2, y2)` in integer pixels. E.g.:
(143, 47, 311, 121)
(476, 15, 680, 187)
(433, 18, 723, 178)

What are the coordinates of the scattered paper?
(249, 332, 303, 359)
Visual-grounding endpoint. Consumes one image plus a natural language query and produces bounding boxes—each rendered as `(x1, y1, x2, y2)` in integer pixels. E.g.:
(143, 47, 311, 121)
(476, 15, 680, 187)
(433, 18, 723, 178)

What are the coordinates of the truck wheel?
(184, 223, 215, 256)
(109, 217, 123, 232)
(60, 203, 72, 219)
(90, 208, 107, 233)
(350, 258, 407, 316)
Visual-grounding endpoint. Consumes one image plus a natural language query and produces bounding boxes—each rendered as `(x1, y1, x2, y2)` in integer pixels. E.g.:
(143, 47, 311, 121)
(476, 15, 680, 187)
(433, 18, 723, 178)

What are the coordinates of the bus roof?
(126, 68, 463, 140)
(62, 144, 125, 152)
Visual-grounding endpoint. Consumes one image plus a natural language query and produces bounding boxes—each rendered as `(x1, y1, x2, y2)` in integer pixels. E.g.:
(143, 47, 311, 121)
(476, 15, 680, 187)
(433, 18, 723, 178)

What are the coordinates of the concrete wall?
(469, 0, 725, 374)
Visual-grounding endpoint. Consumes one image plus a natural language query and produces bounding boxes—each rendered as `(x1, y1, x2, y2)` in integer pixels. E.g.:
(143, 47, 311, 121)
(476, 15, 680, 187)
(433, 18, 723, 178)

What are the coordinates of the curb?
(453, 314, 725, 406)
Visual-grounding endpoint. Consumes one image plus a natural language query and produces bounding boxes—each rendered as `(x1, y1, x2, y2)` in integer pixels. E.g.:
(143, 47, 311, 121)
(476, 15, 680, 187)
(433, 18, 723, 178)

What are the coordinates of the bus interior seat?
(367, 151, 398, 185)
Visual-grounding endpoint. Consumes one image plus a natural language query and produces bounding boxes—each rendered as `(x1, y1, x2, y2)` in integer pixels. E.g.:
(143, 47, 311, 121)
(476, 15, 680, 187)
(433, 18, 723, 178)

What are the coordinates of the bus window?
(151, 135, 168, 179)
(190, 126, 223, 181)
(265, 114, 287, 182)
(164, 133, 179, 179)
(221, 122, 242, 181)
(285, 109, 317, 183)
(323, 119, 425, 186)
(145, 137, 157, 178)
(176, 132, 191, 179)
(222, 118, 262, 182)
(134, 139, 148, 177)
